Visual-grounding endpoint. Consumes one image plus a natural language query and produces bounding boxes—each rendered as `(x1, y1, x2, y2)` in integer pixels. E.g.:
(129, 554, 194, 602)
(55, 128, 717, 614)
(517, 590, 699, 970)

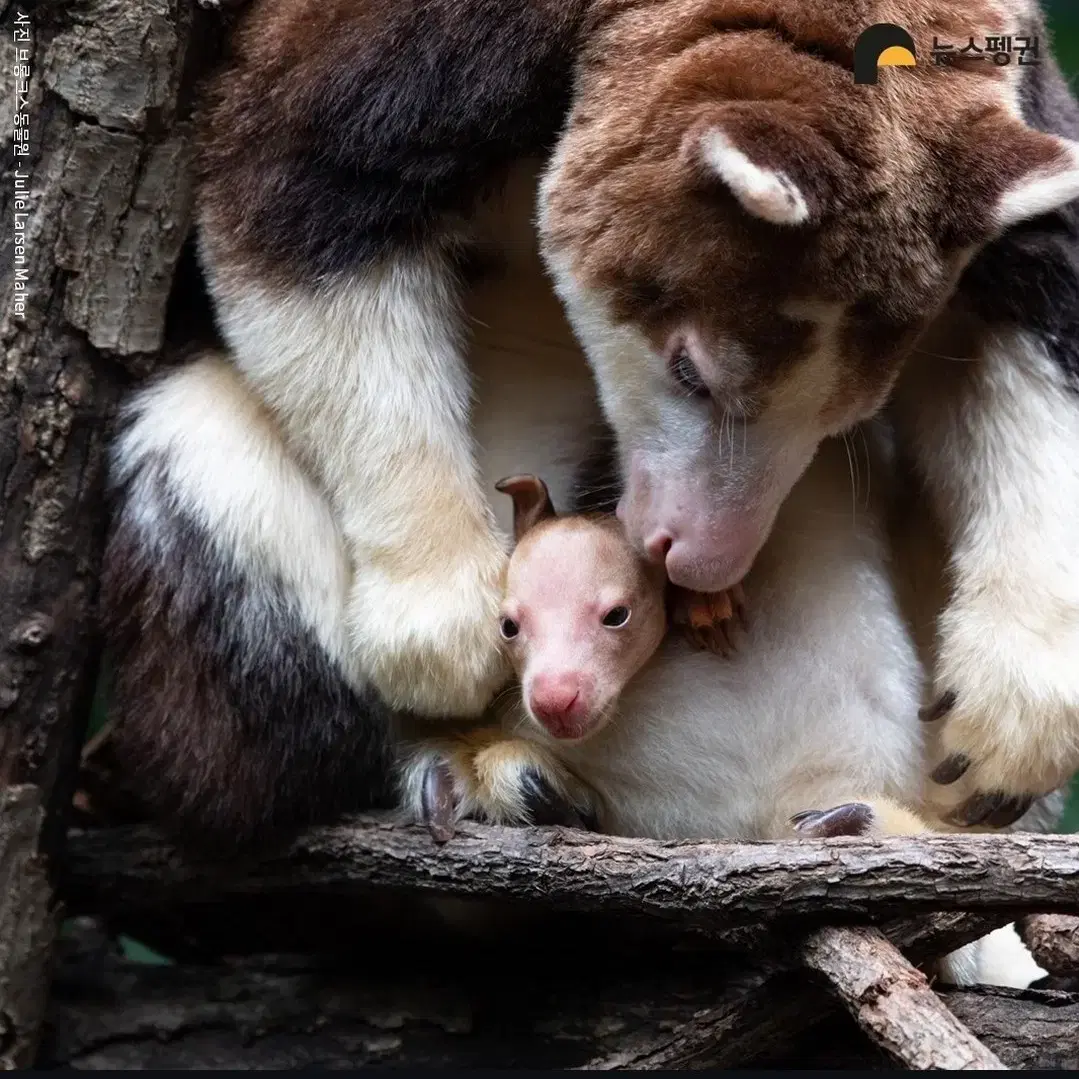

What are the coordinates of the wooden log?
(38, 939, 1079, 1070)
(801, 926, 1005, 1069)
(1018, 914, 1079, 977)
(0, 0, 202, 1063)
(63, 815, 1079, 930)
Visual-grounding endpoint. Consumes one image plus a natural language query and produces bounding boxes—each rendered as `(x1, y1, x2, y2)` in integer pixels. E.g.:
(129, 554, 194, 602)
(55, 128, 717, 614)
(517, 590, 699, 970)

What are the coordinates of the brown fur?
(196, 0, 591, 285)
(544, 0, 1053, 425)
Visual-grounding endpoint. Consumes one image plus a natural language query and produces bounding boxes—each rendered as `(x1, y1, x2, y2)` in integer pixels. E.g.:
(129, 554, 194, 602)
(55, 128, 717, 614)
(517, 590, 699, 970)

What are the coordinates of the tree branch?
(63, 816, 1079, 931)
(39, 940, 1079, 1070)
(801, 926, 1005, 1069)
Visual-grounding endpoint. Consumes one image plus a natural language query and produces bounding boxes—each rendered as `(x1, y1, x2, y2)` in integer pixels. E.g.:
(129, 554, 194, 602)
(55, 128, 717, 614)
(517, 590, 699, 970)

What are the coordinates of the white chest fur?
(552, 436, 927, 840)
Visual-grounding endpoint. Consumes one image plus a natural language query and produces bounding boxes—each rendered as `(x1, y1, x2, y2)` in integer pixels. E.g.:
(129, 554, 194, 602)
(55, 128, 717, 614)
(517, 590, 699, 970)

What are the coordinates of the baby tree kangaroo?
(418, 474, 746, 835)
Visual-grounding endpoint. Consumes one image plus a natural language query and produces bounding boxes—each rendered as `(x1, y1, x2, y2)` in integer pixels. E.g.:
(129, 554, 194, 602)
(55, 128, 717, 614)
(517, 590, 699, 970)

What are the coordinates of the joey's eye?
(602, 606, 631, 629)
(669, 348, 710, 400)
(500, 617, 520, 640)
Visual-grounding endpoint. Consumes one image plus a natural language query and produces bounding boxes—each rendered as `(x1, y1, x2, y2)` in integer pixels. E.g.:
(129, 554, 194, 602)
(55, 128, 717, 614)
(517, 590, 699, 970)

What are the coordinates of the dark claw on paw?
(919, 690, 957, 723)
(946, 792, 1035, 829)
(931, 753, 972, 786)
(421, 760, 457, 844)
(790, 801, 875, 838)
(521, 769, 592, 830)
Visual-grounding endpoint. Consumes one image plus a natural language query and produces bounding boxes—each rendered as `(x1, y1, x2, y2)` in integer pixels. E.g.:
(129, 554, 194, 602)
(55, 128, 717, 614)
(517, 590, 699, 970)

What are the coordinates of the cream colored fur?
(200, 236, 510, 719)
(700, 129, 811, 226)
(894, 322, 1079, 807)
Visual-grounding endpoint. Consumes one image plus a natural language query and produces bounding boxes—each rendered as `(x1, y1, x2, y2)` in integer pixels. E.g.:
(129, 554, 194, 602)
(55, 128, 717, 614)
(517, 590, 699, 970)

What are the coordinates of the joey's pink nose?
(529, 673, 588, 739)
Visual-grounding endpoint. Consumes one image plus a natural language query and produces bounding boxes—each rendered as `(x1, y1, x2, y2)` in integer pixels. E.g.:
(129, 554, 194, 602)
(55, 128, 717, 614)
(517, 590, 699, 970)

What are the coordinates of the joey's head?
(539, 0, 1079, 592)
(496, 475, 667, 743)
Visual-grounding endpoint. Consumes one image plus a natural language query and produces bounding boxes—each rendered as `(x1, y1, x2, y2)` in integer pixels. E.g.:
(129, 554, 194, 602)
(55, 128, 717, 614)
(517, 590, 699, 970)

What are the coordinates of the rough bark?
(0, 0, 201, 1064)
(59, 821, 1015, 1073)
(801, 925, 1005, 1069)
(63, 815, 1079, 930)
(1019, 914, 1079, 977)
(38, 937, 1079, 1071)
(577, 912, 1008, 1070)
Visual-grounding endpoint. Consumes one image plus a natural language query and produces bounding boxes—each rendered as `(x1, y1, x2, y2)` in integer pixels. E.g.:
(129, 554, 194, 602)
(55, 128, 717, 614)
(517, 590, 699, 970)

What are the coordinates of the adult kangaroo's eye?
(500, 617, 520, 640)
(602, 606, 631, 628)
(669, 348, 710, 400)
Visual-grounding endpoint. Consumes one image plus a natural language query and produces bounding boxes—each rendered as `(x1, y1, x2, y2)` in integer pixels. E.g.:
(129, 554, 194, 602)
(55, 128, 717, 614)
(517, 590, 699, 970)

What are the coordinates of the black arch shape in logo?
(853, 23, 918, 84)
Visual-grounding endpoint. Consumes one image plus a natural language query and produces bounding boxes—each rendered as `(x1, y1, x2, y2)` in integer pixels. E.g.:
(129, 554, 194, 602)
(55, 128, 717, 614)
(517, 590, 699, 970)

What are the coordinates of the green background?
(92, 4, 1079, 961)
(1045, 0, 1079, 832)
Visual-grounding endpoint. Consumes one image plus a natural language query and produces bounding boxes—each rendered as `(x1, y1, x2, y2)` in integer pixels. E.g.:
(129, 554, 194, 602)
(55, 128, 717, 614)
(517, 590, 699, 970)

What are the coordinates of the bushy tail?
(101, 353, 394, 852)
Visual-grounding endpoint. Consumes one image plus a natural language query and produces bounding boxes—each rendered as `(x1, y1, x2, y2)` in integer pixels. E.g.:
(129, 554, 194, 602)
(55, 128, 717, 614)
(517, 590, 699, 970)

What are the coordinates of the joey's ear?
(682, 106, 845, 227)
(953, 113, 1079, 235)
(495, 475, 557, 541)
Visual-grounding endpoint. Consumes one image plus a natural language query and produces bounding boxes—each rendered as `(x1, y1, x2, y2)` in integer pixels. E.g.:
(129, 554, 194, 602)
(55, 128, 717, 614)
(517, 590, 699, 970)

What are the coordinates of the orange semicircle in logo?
(877, 45, 917, 67)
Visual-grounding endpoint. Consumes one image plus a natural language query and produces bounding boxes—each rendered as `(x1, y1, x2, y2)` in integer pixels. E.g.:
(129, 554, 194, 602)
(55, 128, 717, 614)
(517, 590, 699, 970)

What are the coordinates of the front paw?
(350, 538, 511, 718)
(400, 736, 597, 842)
(924, 597, 1079, 827)
(788, 797, 927, 838)
(670, 584, 747, 656)
(789, 802, 877, 838)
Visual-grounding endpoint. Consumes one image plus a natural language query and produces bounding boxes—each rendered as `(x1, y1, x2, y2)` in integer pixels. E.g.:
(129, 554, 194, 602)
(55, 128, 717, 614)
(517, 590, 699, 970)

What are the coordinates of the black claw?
(421, 761, 457, 844)
(931, 753, 972, 786)
(947, 792, 1035, 829)
(520, 769, 590, 830)
(920, 690, 958, 723)
(790, 802, 875, 838)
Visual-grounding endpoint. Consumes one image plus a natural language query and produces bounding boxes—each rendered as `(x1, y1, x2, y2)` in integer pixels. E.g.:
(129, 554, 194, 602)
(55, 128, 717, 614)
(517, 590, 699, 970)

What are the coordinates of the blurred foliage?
(1047, 0, 1079, 82)
(1044, 0, 1079, 828)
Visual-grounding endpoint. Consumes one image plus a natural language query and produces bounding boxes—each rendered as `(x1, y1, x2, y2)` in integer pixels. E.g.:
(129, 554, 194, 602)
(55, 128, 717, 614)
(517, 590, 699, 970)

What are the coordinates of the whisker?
(912, 347, 980, 363)
(842, 432, 857, 527)
(857, 425, 872, 510)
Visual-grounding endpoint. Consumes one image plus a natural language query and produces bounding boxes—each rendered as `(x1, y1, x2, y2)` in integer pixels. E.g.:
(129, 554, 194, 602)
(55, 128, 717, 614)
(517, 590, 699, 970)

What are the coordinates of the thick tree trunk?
(0, 0, 199, 1063)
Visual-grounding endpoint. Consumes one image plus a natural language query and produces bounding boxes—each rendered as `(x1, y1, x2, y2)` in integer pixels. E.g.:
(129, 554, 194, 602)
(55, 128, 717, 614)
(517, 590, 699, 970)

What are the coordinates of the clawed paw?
(922, 680, 1078, 829)
(789, 801, 876, 838)
(922, 591, 1079, 828)
(670, 583, 748, 656)
(403, 736, 598, 843)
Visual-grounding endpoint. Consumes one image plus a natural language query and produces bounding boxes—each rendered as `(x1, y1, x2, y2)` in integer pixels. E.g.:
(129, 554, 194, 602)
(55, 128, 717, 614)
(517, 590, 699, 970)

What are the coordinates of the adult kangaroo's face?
(539, 0, 1079, 592)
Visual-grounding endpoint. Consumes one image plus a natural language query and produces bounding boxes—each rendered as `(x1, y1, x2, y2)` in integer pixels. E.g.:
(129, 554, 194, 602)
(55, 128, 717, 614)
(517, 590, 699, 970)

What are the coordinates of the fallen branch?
(63, 815, 1079, 931)
(801, 926, 1005, 1069)
(579, 912, 1010, 1069)
(1019, 914, 1079, 977)
(38, 941, 1079, 1070)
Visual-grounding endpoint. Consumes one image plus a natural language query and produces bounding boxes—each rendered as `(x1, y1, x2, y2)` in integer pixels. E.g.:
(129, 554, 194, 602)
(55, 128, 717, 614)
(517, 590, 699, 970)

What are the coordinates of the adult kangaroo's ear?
(495, 475, 557, 541)
(681, 102, 852, 227)
(951, 109, 1079, 236)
